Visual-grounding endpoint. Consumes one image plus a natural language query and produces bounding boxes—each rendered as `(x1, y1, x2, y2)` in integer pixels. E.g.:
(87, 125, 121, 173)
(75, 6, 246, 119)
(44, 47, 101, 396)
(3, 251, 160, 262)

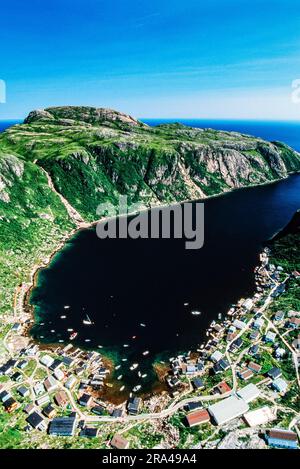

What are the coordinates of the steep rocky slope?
(1, 106, 300, 315)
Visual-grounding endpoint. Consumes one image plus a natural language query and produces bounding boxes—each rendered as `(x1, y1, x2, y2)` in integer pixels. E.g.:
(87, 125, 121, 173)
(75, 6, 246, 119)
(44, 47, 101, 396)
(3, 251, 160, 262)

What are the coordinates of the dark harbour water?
(29, 174, 300, 397)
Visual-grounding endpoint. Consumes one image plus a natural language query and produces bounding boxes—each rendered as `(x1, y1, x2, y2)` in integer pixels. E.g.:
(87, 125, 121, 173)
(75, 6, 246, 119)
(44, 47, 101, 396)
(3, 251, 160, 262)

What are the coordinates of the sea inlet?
(29, 174, 300, 399)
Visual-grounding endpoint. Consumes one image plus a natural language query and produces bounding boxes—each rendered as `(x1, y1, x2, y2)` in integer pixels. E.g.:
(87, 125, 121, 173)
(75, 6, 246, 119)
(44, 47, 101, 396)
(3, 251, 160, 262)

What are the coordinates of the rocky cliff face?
(1, 106, 300, 315)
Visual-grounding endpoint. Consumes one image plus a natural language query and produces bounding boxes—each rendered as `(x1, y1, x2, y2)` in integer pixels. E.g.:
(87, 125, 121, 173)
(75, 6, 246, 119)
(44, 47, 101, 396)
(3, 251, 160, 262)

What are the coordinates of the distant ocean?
(1, 119, 300, 152)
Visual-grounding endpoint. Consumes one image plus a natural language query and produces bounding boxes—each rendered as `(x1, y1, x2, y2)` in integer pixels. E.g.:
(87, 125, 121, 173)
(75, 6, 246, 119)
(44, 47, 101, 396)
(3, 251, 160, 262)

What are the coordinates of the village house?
(265, 429, 298, 449)
(287, 317, 300, 329)
(49, 415, 77, 436)
(272, 378, 288, 394)
(54, 390, 68, 408)
(24, 403, 36, 415)
(127, 397, 142, 415)
(65, 375, 78, 390)
(111, 434, 130, 449)
(186, 408, 210, 427)
(3, 397, 19, 413)
(43, 403, 57, 419)
(267, 367, 282, 380)
(26, 411, 47, 431)
(44, 376, 58, 393)
(247, 362, 262, 373)
(78, 393, 93, 407)
(264, 331, 276, 343)
(238, 369, 254, 381)
(17, 385, 30, 398)
(80, 426, 98, 438)
(40, 355, 54, 368)
(192, 378, 205, 390)
(36, 394, 50, 407)
(215, 381, 232, 395)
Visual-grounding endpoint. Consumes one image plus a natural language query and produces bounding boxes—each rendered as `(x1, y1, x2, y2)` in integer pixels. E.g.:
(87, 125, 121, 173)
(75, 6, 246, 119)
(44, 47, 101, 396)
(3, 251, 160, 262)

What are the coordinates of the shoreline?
(18, 172, 300, 404)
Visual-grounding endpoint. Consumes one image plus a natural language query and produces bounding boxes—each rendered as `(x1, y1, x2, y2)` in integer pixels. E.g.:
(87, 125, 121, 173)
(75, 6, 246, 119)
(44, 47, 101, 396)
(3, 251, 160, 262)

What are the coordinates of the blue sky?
(1, 0, 300, 119)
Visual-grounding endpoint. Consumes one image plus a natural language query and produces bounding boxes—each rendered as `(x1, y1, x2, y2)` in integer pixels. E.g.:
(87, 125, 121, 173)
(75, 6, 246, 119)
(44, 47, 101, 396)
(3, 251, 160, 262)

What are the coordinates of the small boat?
(120, 386, 125, 392)
(115, 365, 121, 370)
(40, 335, 44, 339)
(132, 385, 141, 392)
(83, 314, 93, 325)
(97, 345, 103, 348)
(138, 371, 141, 377)
(117, 375, 123, 380)
(121, 358, 127, 362)
(132, 335, 137, 339)
(123, 344, 129, 348)
(64, 305, 70, 309)
(59, 339, 64, 343)
(184, 302, 189, 306)
(140, 323, 146, 327)
(50, 330, 55, 333)
(130, 363, 139, 370)
(142, 350, 149, 356)
(67, 328, 73, 332)
(60, 315, 67, 319)
(191, 310, 201, 316)
(142, 374, 147, 378)
(70, 332, 78, 340)
(106, 383, 113, 388)
(85, 339, 91, 342)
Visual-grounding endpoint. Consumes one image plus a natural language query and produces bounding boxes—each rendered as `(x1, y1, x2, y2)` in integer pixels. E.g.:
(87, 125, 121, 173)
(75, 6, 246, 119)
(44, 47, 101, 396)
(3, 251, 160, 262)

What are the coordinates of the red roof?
(216, 381, 232, 394)
(186, 409, 210, 427)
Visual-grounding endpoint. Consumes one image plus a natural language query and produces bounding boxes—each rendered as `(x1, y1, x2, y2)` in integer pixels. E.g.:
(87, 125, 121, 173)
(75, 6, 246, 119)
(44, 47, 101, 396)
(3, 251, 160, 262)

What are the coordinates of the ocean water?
(143, 119, 300, 152)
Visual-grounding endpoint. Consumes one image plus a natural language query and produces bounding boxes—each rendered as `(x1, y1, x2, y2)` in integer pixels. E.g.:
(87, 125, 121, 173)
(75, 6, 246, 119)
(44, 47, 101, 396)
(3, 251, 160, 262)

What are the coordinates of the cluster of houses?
(0, 340, 145, 446)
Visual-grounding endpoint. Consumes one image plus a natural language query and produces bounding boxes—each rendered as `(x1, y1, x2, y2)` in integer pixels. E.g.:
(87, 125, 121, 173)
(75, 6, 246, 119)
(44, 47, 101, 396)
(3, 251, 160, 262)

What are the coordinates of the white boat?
(120, 386, 125, 391)
(70, 332, 78, 340)
(115, 365, 121, 370)
(142, 374, 147, 378)
(64, 305, 70, 309)
(50, 330, 55, 333)
(140, 323, 146, 327)
(97, 345, 103, 348)
(142, 350, 149, 356)
(121, 358, 127, 362)
(117, 375, 123, 380)
(60, 315, 67, 319)
(83, 314, 93, 325)
(138, 371, 141, 377)
(123, 344, 129, 348)
(85, 339, 91, 342)
(59, 339, 64, 343)
(67, 328, 73, 332)
(184, 302, 189, 306)
(132, 385, 141, 392)
(130, 363, 139, 370)
(191, 310, 201, 316)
